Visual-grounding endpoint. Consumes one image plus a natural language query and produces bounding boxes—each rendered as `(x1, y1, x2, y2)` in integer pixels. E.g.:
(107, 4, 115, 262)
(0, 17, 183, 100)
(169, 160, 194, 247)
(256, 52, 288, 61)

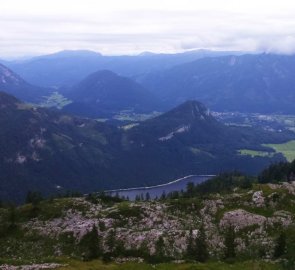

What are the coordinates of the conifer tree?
(79, 224, 101, 261)
(145, 192, 151, 201)
(274, 232, 286, 258)
(195, 224, 209, 262)
(25, 191, 43, 205)
(186, 182, 195, 197)
(8, 205, 16, 229)
(98, 221, 106, 232)
(186, 229, 195, 259)
(224, 225, 236, 259)
(106, 229, 116, 254)
(115, 239, 125, 257)
(155, 235, 165, 260)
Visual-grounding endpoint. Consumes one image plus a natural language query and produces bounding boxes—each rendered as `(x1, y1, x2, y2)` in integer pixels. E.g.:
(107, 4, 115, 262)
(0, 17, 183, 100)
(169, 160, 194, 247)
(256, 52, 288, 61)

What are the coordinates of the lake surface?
(106, 175, 214, 200)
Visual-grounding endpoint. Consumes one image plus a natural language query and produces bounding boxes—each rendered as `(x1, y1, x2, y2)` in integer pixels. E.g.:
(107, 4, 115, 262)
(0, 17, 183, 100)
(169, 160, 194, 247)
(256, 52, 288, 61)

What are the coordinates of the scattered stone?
(220, 209, 266, 230)
(0, 263, 64, 270)
(252, 191, 265, 207)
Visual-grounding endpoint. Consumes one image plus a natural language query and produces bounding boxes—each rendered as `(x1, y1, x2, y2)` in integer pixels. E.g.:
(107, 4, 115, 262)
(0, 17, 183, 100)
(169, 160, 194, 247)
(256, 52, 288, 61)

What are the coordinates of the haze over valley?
(1, 1, 295, 269)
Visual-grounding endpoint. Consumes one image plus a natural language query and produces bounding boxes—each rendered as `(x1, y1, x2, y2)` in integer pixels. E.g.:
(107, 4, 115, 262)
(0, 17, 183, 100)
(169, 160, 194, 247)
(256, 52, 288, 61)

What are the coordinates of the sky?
(1, 0, 295, 58)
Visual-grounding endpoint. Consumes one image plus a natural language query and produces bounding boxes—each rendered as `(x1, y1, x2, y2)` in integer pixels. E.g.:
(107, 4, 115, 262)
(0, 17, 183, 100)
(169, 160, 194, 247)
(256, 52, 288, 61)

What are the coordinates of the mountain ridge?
(141, 53, 295, 113)
(0, 63, 52, 103)
(3, 49, 246, 87)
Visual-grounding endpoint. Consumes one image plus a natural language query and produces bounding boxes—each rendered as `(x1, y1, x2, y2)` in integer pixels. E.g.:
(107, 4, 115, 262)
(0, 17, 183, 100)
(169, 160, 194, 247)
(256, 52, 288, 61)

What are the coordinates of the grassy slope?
(238, 139, 295, 162)
(264, 140, 295, 162)
(57, 259, 281, 270)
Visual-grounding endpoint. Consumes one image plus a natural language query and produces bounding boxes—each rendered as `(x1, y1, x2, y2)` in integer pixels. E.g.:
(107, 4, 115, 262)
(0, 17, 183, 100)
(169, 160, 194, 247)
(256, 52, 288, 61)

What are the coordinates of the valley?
(213, 112, 295, 161)
(213, 112, 295, 134)
(1, 51, 295, 269)
(1, 90, 293, 203)
(2, 1, 295, 268)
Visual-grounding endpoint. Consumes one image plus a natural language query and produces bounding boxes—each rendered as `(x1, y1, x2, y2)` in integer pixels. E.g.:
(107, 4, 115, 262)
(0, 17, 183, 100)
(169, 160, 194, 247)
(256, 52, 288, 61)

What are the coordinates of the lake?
(106, 175, 214, 200)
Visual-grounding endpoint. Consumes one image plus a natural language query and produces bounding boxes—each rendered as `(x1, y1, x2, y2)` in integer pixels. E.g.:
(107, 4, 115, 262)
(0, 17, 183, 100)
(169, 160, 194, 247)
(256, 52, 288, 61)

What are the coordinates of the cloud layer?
(1, 0, 295, 58)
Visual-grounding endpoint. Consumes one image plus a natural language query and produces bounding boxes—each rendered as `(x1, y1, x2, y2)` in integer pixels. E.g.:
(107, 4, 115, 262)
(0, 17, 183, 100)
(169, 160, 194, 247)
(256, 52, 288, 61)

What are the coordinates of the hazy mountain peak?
(57, 49, 102, 56)
(138, 51, 156, 56)
(83, 69, 120, 81)
(71, 69, 143, 98)
(35, 50, 103, 60)
(64, 70, 159, 117)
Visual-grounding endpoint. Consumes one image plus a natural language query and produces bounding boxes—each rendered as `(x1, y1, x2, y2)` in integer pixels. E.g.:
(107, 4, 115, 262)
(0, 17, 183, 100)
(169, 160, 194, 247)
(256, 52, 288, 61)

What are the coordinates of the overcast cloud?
(1, 0, 295, 58)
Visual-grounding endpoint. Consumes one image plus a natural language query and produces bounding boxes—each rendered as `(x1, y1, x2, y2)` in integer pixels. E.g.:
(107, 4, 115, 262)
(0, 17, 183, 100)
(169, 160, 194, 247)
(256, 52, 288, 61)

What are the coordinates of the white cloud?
(1, 0, 295, 58)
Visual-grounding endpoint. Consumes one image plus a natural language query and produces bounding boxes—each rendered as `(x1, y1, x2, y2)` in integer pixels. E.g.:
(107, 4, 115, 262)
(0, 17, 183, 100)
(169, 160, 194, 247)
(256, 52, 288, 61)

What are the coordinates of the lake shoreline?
(105, 175, 215, 200)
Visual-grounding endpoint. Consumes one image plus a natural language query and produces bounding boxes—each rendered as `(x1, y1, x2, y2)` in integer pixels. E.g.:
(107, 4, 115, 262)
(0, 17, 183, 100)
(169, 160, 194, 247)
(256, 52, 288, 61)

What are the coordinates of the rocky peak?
(161, 100, 213, 123)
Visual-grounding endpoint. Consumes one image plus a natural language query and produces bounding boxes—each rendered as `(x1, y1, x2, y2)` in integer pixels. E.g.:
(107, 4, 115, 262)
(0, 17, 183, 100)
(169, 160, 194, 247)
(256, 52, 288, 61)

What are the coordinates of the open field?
(264, 140, 295, 162)
(239, 140, 295, 162)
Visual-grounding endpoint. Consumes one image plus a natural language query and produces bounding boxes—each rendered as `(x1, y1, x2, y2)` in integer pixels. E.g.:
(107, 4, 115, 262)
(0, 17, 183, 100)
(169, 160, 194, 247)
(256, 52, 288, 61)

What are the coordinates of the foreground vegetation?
(56, 259, 282, 270)
(0, 163, 295, 269)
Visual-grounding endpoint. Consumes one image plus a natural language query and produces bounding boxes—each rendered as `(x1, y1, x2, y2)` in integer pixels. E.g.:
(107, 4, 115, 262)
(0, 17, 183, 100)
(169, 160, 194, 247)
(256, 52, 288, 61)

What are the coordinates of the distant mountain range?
(3, 51, 295, 114)
(63, 70, 160, 118)
(0, 63, 160, 117)
(141, 54, 295, 114)
(0, 92, 291, 202)
(2, 49, 245, 88)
